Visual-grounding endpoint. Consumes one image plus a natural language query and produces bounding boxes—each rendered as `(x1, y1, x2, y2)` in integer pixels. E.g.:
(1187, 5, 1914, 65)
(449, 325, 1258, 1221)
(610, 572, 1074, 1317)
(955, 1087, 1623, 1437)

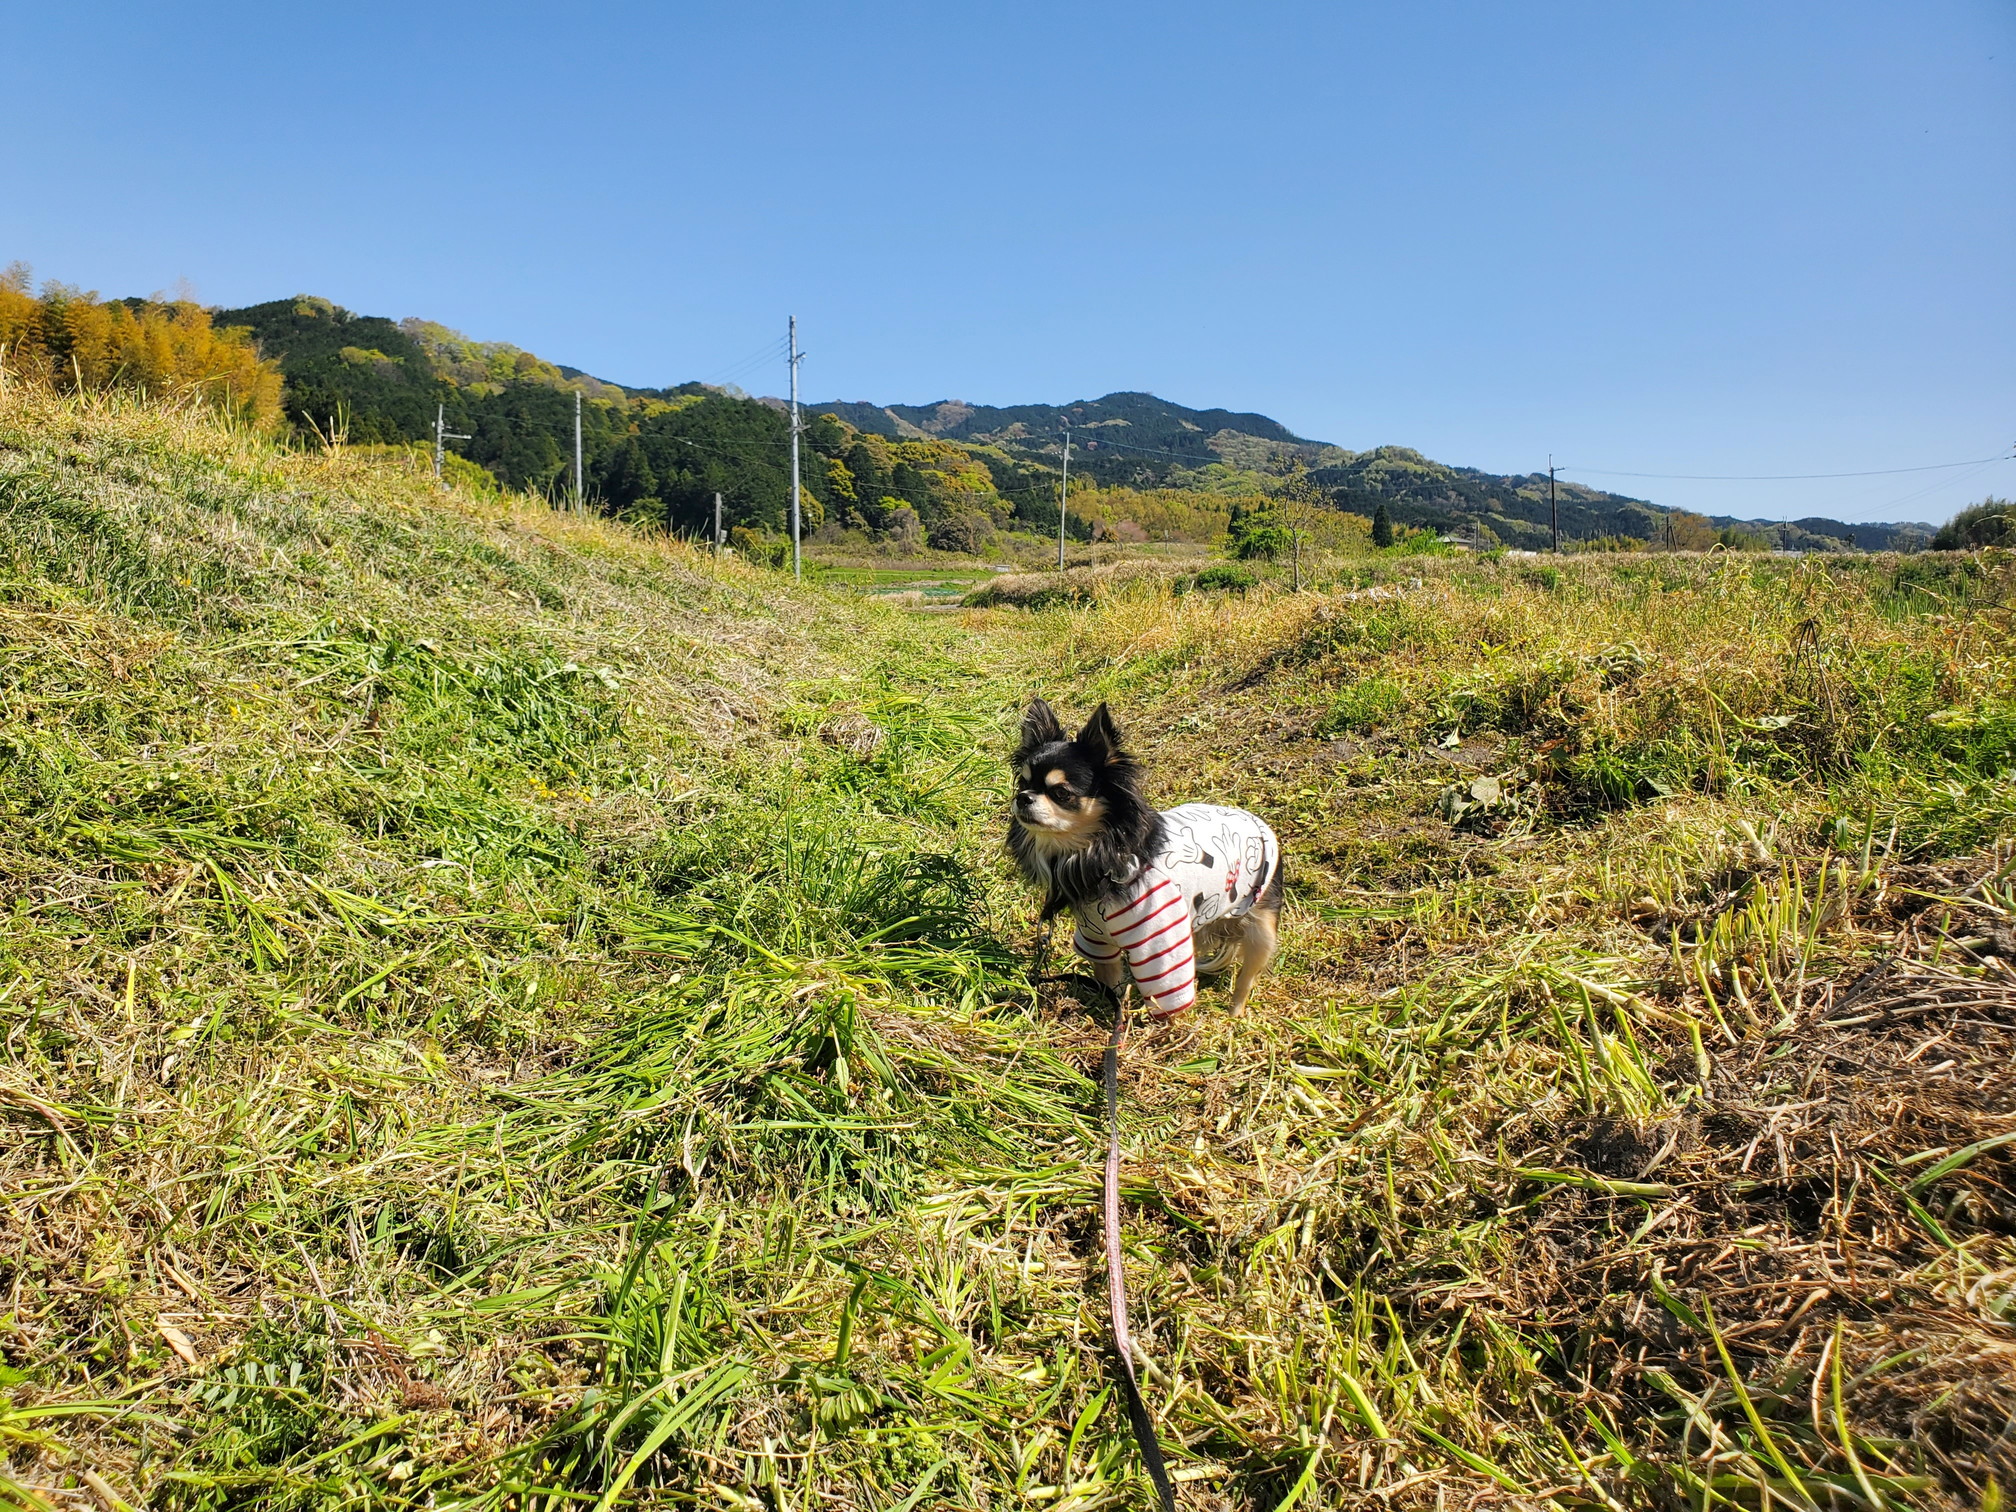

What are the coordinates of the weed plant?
(1, 386, 2013, 1510)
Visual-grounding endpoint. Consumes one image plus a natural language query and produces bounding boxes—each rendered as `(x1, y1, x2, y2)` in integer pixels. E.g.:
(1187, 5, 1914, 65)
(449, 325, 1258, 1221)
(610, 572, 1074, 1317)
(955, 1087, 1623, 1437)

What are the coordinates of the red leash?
(1102, 994, 1178, 1511)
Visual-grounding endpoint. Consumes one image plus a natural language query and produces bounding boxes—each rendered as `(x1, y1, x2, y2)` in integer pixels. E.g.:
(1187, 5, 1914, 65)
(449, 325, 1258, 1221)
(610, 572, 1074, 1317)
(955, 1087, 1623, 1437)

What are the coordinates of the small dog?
(1008, 699, 1283, 1017)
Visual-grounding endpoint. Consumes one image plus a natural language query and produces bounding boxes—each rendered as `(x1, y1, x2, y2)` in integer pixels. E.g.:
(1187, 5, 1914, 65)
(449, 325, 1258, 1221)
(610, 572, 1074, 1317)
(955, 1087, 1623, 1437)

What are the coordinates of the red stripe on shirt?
(1137, 952, 1195, 987)
(1103, 879, 1178, 925)
(1134, 934, 1192, 969)
(1121, 919, 1188, 956)
(1112, 898, 1183, 944)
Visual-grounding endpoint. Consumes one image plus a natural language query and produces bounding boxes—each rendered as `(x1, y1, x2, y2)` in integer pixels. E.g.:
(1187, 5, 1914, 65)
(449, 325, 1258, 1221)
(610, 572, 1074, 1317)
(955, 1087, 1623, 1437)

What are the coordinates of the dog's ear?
(1076, 703, 1126, 765)
(1018, 698, 1066, 756)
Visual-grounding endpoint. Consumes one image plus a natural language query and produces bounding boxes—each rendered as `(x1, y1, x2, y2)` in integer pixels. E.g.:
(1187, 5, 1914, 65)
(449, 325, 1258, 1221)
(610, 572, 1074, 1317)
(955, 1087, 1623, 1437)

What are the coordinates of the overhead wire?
(698, 337, 791, 393)
(446, 406, 1081, 524)
(1856, 457, 2008, 517)
(1012, 433, 1229, 466)
(1006, 429, 2015, 508)
(443, 372, 2007, 531)
(1560, 452, 2012, 482)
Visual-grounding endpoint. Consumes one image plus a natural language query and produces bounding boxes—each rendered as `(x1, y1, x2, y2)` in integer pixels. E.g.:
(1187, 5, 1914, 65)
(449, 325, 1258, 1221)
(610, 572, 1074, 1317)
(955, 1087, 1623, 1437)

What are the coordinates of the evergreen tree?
(1372, 501, 1394, 549)
(890, 460, 934, 520)
(1932, 498, 2013, 549)
(602, 437, 657, 511)
(845, 441, 891, 528)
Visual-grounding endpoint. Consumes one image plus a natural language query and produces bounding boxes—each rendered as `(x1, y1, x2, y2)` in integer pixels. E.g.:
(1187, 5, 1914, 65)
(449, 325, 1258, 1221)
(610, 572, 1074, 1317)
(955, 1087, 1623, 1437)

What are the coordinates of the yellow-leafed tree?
(0, 265, 282, 428)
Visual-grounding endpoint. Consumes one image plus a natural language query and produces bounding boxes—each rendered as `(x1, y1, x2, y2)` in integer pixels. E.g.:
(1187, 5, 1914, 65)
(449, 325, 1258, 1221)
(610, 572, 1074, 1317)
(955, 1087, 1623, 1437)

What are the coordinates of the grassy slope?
(2, 390, 2013, 1511)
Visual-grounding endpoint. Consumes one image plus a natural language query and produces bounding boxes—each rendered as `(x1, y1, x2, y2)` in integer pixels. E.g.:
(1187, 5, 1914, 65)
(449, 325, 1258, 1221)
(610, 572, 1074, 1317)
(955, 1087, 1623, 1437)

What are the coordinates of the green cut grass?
(2, 385, 2014, 1511)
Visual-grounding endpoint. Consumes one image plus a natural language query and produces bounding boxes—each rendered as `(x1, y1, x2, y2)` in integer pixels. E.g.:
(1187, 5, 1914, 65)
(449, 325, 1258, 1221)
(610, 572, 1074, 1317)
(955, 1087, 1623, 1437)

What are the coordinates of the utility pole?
(1291, 497, 1302, 590)
(714, 492, 723, 555)
(432, 403, 471, 489)
(788, 316, 804, 581)
(573, 390, 585, 514)
(1548, 456, 1560, 555)
(1056, 421, 1073, 570)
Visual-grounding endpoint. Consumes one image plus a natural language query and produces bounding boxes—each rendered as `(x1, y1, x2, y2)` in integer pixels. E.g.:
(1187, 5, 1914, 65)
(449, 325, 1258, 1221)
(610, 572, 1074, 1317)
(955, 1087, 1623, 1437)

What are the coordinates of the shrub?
(1932, 498, 2015, 550)
(1175, 562, 1259, 596)
(1227, 498, 1291, 560)
(729, 524, 787, 567)
(926, 508, 995, 555)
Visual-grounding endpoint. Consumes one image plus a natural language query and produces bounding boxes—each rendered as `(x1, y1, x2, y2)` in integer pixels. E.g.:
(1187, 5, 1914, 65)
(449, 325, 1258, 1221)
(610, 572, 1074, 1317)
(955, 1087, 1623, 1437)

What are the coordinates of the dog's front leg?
(1091, 954, 1127, 996)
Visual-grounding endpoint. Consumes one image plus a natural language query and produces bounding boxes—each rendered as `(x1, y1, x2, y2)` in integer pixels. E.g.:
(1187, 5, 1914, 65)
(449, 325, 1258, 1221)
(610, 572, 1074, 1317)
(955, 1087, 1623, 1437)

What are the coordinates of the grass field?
(2, 388, 2013, 1512)
(801, 565, 1005, 609)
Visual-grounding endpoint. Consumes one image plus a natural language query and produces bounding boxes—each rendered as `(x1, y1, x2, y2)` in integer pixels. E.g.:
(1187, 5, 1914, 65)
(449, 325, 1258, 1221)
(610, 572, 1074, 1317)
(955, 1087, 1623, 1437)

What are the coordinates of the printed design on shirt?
(1068, 803, 1279, 1018)
(1166, 817, 1225, 924)
(1210, 816, 1251, 904)
(1160, 820, 1207, 868)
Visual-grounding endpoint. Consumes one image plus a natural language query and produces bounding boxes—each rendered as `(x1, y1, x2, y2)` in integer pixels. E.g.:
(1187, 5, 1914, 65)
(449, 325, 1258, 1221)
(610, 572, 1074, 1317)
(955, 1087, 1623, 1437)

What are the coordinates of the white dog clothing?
(1071, 803, 1280, 1016)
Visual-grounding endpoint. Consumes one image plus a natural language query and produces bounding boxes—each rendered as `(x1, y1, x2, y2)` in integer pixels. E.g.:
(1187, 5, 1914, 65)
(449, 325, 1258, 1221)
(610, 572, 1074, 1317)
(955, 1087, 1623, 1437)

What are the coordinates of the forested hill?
(215, 294, 1932, 553)
(813, 392, 1307, 474)
(817, 390, 1936, 552)
(210, 296, 1075, 551)
(818, 393, 1919, 552)
(820, 392, 1675, 545)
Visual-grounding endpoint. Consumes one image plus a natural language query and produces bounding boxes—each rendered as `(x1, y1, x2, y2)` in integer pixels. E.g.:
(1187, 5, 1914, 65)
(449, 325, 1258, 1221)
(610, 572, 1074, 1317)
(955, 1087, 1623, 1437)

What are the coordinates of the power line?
(428, 386, 2003, 537)
(1033, 432, 2016, 488)
(1859, 457, 2008, 517)
(1561, 451, 2012, 482)
(708, 334, 790, 388)
(1005, 431, 1253, 466)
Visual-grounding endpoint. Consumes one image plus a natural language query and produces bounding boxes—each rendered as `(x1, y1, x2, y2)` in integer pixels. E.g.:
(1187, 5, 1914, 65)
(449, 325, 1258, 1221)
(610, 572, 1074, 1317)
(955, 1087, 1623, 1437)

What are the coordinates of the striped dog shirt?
(1071, 803, 1281, 1016)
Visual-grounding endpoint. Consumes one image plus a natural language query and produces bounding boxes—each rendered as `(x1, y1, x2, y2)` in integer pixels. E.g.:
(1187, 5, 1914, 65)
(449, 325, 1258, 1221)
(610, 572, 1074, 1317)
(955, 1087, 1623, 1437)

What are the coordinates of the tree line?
(2, 272, 1998, 559)
(0, 265, 281, 426)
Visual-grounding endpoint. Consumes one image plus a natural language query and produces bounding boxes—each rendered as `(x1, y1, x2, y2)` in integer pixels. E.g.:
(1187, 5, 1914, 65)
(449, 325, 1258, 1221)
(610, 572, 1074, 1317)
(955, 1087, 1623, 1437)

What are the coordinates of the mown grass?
(2, 387, 2013, 1511)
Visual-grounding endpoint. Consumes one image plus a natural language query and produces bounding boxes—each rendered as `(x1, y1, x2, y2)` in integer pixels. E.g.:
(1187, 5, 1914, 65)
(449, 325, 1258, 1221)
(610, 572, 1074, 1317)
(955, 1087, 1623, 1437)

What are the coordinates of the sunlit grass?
(2, 384, 2012, 1510)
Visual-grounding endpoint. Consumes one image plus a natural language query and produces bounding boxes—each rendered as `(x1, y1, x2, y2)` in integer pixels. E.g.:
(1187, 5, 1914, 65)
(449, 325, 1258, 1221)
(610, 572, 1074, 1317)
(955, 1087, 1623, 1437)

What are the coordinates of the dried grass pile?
(961, 558, 1196, 609)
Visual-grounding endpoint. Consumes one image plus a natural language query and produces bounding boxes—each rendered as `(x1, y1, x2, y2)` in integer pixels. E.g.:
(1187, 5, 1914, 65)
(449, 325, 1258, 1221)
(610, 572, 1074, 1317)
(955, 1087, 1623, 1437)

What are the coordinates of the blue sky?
(4, 1, 2010, 524)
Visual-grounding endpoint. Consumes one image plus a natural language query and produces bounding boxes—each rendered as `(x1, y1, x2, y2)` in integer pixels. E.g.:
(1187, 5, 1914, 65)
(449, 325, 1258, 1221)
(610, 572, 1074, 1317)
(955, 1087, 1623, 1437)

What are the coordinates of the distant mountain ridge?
(813, 390, 1933, 552)
(204, 292, 1933, 553)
